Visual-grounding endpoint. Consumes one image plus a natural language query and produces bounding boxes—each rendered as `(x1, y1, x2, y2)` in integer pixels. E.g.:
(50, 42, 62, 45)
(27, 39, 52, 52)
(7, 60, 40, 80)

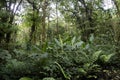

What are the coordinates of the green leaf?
(43, 77, 55, 80)
(59, 35, 63, 47)
(71, 37, 76, 45)
(74, 41, 84, 47)
(87, 75, 97, 79)
(19, 77, 32, 80)
(78, 68, 87, 75)
(100, 54, 114, 62)
(92, 50, 102, 62)
(54, 38, 61, 47)
(55, 62, 70, 80)
(83, 63, 91, 71)
(89, 34, 94, 42)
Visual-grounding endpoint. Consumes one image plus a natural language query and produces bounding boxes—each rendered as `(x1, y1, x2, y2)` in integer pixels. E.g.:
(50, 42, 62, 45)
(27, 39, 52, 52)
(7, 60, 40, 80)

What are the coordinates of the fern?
(100, 53, 115, 63)
(55, 62, 70, 80)
(91, 50, 102, 62)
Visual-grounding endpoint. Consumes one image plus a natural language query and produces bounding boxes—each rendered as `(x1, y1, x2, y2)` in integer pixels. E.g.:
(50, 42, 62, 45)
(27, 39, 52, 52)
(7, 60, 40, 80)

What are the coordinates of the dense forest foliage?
(0, 0, 120, 80)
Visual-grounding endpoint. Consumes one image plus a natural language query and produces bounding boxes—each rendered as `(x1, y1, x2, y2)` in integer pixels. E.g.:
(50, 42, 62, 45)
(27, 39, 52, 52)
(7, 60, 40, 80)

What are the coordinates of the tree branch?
(14, 0, 23, 15)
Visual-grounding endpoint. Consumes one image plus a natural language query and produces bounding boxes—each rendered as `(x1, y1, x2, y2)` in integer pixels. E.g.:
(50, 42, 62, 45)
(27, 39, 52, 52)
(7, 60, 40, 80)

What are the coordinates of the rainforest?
(0, 0, 120, 80)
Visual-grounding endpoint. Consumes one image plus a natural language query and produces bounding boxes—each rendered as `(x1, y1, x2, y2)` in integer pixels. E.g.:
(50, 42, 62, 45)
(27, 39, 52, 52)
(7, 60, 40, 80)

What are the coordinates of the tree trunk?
(79, 0, 94, 42)
(29, 2, 36, 44)
(112, 0, 120, 17)
(56, 0, 59, 34)
(42, 0, 47, 43)
(112, 0, 120, 54)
